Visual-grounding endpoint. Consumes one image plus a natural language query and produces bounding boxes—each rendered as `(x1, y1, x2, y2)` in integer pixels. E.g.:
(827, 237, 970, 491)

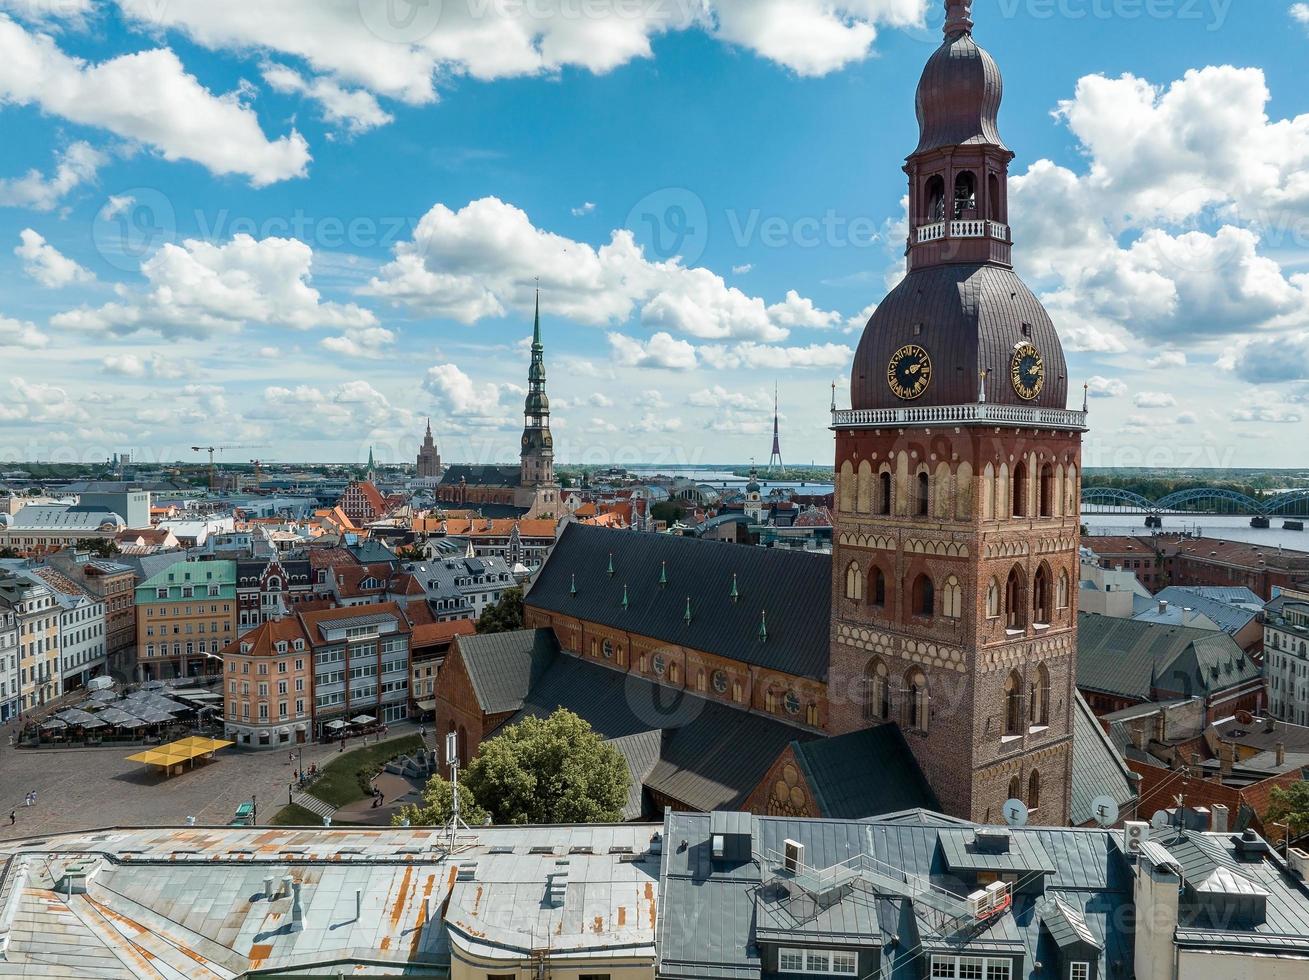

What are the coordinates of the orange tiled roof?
(410, 619, 475, 648)
(221, 616, 311, 657)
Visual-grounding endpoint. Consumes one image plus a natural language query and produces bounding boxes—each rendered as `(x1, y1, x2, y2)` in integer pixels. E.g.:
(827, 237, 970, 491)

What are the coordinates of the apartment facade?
(220, 617, 313, 748)
(134, 560, 237, 680)
(45, 553, 137, 661)
(30, 568, 107, 693)
(0, 575, 60, 712)
(0, 605, 17, 721)
(301, 603, 413, 739)
(1265, 588, 1309, 726)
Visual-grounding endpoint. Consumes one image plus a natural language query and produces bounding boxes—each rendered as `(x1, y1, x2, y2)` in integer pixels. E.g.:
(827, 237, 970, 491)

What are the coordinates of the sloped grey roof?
(507, 653, 817, 812)
(1070, 691, 1138, 827)
(606, 729, 664, 821)
(791, 725, 940, 819)
(457, 628, 559, 714)
(1039, 895, 1102, 949)
(1149, 586, 1262, 635)
(1077, 613, 1258, 701)
(527, 523, 831, 680)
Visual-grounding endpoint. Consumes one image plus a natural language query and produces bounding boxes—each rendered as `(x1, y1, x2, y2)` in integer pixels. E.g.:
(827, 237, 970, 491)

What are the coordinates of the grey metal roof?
(791, 725, 940, 819)
(606, 729, 664, 820)
(1077, 612, 1259, 701)
(458, 628, 560, 715)
(508, 652, 817, 812)
(1070, 691, 1138, 827)
(1039, 895, 1101, 950)
(527, 523, 831, 681)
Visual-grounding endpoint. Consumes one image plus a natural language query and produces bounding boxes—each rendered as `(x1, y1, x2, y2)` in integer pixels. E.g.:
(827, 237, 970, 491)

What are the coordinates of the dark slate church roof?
(457, 629, 559, 715)
(1070, 691, 1138, 827)
(526, 523, 831, 681)
(791, 725, 940, 819)
(439, 464, 521, 488)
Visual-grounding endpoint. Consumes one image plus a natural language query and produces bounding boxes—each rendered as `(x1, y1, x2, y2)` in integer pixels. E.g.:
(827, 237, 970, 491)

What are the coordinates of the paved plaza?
(0, 721, 425, 840)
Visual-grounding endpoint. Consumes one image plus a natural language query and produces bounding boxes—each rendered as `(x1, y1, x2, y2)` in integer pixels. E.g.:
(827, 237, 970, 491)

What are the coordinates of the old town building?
(0, 573, 60, 712)
(236, 555, 314, 632)
(301, 602, 414, 737)
(134, 560, 237, 680)
(415, 418, 442, 480)
(221, 615, 313, 748)
(338, 479, 388, 525)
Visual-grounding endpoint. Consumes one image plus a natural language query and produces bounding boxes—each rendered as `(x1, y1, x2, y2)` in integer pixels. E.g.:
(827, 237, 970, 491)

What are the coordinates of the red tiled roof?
(410, 619, 475, 649)
(221, 616, 310, 657)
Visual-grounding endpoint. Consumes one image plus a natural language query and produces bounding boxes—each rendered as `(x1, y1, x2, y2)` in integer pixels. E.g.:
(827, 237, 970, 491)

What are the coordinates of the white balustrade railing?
(916, 222, 946, 243)
(950, 219, 987, 238)
(989, 221, 1010, 241)
(832, 403, 1088, 430)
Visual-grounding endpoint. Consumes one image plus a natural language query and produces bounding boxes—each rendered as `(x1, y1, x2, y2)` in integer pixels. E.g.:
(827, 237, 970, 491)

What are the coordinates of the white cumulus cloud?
(15, 228, 93, 287)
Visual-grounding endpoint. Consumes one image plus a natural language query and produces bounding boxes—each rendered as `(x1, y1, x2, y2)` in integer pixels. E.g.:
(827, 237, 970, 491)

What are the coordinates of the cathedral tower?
(828, 0, 1086, 826)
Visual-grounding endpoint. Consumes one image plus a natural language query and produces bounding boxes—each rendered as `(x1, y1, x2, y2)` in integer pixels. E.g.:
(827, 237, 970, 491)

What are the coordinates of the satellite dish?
(1151, 809, 1173, 830)
(1091, 796, 1120, 827)
(1002, 799, 1029, 827)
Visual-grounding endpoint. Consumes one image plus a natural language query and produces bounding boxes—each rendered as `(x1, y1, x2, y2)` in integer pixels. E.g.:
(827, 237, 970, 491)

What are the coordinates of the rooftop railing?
(833, 403, 1088, 430)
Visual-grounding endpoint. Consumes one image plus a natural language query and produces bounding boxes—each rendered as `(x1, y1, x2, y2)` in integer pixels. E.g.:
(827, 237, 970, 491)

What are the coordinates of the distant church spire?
(366, 445, 376, 483)
(520, 287, 555, 491)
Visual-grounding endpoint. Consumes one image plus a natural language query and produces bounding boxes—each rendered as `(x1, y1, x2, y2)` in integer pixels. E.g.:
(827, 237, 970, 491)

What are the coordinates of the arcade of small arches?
(838, 454, 1079, 523)
(843, 559, 1070, 632)
(1080, 486, 1309, 517)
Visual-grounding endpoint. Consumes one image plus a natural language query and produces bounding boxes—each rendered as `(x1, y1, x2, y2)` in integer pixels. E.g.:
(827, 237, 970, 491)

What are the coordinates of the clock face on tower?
(887, 344, 932, 400)
(1010, 342, 1045, 401)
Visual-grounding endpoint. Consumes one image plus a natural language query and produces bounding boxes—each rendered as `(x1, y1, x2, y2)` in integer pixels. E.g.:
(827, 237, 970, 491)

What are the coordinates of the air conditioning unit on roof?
(1123, 820, 1150, 854)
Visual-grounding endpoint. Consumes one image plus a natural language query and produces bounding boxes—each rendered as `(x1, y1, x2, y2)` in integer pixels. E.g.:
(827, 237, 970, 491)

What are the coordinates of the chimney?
(1220, 742, 1234, 778)
(1276, 741, 1286, 767)
(1154, 712, 1167, 745)
(1131, 722, 1146, 750)
(290, 881, 304, 932)
(1289, 848, 1309, 880)
(280, 875, 293, 900)
(1211, 804, 1229, 834)
(1158, 599, 1169, 616)
(263, 876, 275, 901)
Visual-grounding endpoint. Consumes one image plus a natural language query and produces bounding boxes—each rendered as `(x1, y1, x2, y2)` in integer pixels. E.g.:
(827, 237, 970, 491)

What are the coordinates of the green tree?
(1266, 782, 1309, 845)
(393, 774, 489, 827)
(464, 709, 629, 825)
(476, 587, 524, 634)
(651, 500, 687, 525)
(75, 538, 120, 558)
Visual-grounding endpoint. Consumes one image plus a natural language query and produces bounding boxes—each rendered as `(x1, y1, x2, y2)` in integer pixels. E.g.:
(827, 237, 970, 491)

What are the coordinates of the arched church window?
(869, 566, 887, 608)
(845, 562, 863, 601)
(1056, 570, 1070, 609)
(863, 659, 890, 722)
(1031, 663, 1051, 727)
(1033, 563, 1052, 625)
(839, 460, 854, 512)
(953, 171, 976, 218)
(943, 576, 963, 620)
(1008, 775, 1021, 802)
(988, 173, 1001, 221)
(1012, 460, 1028, 518)
(916, 471, 930, 517)
(1005, 671, 1024, 735)
(879, 471, 893, 516)
(986, 578, 1001, 619)
(926, 175, 946, 223)
(1040, 463, 1055, 517)
(911, 574, 935, 618)
(857, 460, 873, 513)
(904, 669, 928, 732)
(1028, 770, 1041, 810)
(1005, 566, 1026, 631)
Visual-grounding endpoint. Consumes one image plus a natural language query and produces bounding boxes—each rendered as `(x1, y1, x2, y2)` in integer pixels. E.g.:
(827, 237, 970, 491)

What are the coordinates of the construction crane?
(191, 445, 266, 491)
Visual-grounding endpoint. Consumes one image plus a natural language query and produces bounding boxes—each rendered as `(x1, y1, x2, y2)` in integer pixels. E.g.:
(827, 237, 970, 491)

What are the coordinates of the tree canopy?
(1267, 782, 1309, 844)
(476, 587, 524, 634)
(463, 709, 629, 825)
(392, 774, 489, 828)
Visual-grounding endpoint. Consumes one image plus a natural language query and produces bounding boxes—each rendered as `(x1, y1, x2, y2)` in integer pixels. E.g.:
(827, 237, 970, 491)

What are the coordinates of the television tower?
(768, 383, 783, 474)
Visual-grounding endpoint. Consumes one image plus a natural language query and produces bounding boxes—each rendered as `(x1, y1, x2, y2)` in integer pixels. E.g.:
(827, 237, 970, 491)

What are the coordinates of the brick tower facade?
(827, 0, 1087, 826)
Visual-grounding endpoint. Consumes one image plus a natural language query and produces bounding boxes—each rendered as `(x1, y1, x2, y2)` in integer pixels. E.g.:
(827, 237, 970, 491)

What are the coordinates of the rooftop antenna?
(768, 382, 784, 474)
(442, 731, 470, 854)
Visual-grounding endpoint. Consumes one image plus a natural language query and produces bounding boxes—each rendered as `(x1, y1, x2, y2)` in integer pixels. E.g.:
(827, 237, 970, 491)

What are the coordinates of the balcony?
(914, 220, 1010, 243)
(832, 403, 1089, 431)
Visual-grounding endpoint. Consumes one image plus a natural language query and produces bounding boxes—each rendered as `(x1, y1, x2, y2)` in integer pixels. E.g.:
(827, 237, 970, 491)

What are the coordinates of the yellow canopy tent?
(127, 735, 234, 776)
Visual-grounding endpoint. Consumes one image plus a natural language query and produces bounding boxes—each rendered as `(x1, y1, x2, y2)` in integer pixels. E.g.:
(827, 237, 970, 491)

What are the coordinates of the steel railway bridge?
(1080, 487, 1309, 518)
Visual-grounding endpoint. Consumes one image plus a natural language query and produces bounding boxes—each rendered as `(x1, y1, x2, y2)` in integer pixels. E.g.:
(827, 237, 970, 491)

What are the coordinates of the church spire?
(520, 286, 554, 491)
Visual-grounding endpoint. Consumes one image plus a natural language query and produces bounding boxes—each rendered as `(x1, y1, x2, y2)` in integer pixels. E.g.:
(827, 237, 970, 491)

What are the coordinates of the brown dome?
(914, 30, 1007, 155)
(850, 264, 1068, 411)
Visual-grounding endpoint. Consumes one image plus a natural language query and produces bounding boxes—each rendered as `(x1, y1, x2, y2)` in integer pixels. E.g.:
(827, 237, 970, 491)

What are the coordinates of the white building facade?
(1265, 589, 1309, 726)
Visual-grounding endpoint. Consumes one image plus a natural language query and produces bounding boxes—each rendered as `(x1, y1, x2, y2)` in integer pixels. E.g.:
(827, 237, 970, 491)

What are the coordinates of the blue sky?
(1, 0, 1308, 470)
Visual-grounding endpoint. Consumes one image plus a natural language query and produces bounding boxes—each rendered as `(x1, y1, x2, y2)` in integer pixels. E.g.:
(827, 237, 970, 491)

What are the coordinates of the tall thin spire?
(768, 383, 783, 474)
(532, 286, 542, 349)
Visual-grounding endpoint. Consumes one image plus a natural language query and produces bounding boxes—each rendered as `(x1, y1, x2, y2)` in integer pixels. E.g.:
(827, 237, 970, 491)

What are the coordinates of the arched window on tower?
(988, 173, 1001, 221)
(857, 460, 873, 513)
(1008, 775, 1021, 802)
(916, 471, 930, 517)
(1057, 570, 1070, 609)
(911, 574, 935, 618)
(839, 460, 854, 513)
(1028, 770, 1041, 811)
(1005, 566, 1027, 631)
(981, 463, 995, 521)
(1004, 671, 1024, 735)
(1040, 463, 1055, 517)
(956, 461, 973, 521)
(904, 669, 928, 732)
(1012, 460, 1028, 518)
(986, 578, 1001, 619)
(926, 175, 946, 223)
(863, 659, 890, 722)
(1033, 563, 1052, 625)
(1030, 663, 1051, 727)
(879, 471, 893, 516)
(845, 562, 863, 601)
(953, 171, 976, 218)
(943, 576, 963, 619)
(869, 566, 887, 608)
